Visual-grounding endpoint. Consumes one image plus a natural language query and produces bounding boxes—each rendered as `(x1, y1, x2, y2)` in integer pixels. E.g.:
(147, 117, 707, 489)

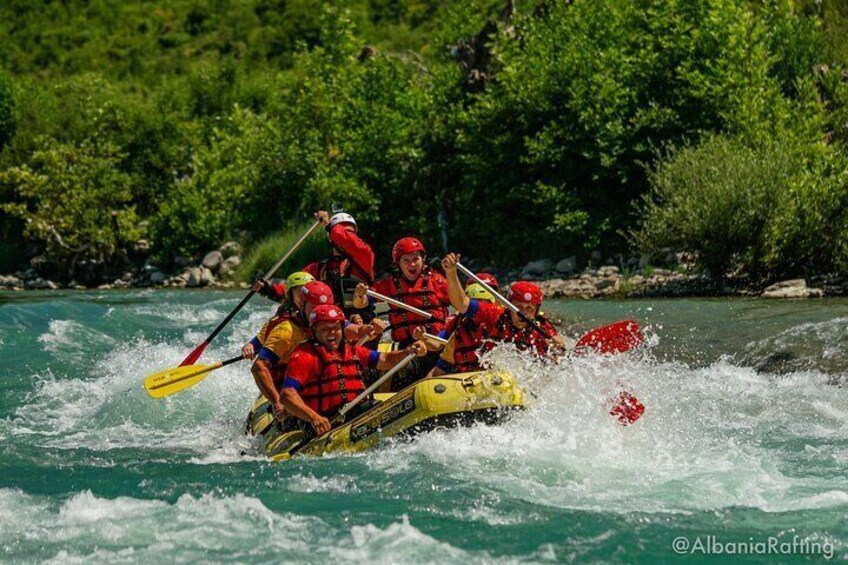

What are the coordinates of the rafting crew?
(352, 237, 451, 389)
(302, 210, 376, 322)
(438, 252, 564, 365)
(279, 304, 428, 435)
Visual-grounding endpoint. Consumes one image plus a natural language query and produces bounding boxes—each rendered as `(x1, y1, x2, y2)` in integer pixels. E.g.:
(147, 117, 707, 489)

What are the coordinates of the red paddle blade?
(609, 391, 645, 425)
(179, 341, 209, 366)
(575, 320, 644, 355)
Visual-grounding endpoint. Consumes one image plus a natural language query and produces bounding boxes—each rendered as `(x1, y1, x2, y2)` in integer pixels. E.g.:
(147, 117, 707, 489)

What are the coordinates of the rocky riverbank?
(510, 254, 846, 299)
(0, 241, 249, 292)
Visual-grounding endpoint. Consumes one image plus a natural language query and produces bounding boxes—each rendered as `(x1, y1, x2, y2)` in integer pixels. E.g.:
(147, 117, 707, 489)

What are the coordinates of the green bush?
(152, 105, 283, 258)
(0, 135, 144, 270)
(634, 135, 848, 277)
(634, 136, 793, 276)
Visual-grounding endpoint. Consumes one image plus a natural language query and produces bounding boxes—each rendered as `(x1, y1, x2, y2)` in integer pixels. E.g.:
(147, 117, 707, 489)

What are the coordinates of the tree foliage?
(0, 0, 847, 282)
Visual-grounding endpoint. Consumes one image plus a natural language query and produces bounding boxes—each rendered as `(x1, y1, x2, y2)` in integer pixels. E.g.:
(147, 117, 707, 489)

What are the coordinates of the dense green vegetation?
(1, 0, 847, 283)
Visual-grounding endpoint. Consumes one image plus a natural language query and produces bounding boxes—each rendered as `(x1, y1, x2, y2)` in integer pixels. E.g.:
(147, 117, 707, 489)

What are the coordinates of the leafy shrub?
(634, 135, 848, 277)
(0, 135, 144, 270)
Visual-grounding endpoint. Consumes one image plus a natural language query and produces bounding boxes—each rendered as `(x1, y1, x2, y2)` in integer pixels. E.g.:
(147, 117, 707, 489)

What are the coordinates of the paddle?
(287, 352, 418, 457)
(574, 320, 646, 425)
(456, 262, 552, 340)
(178, 220, 322, 366)
(144, 355, 244, 399)
(575, 320, 643, 354)
(366, 289, 433, 319)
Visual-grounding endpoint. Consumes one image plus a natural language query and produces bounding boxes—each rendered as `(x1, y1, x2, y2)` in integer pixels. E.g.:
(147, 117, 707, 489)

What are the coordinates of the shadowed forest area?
(1, 0, 847, 287)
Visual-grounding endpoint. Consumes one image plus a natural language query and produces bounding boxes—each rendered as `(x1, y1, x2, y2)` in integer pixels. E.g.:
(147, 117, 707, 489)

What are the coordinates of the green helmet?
(286, 271, 315, 291)
(466, 283, 495, 303)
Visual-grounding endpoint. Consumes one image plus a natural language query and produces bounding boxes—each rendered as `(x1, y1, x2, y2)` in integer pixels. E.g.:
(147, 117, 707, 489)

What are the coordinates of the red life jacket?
(298, 340, 367, 417)
(385, 269, 448, 344)
(492, 311, 557, 357)
(447, 315, 489, 373)
(261, 309, 307, 384)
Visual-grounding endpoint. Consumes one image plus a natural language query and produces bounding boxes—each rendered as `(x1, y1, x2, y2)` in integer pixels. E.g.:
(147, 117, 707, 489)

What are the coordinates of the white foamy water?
(0, 489, 492, 564)
(355, 344, 848, 517)
(38, 320, 117, 362)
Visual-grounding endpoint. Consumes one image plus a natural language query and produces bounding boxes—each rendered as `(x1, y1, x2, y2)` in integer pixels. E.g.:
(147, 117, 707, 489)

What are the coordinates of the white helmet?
(328, 212, 356, 230)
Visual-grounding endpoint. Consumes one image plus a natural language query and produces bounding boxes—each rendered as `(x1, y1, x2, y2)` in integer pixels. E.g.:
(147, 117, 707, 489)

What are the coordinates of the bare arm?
(375, 341, 427, 370)
(441, 253, 470, 314)
(251, 359, 283, 415)
(279, 388, 331, 435)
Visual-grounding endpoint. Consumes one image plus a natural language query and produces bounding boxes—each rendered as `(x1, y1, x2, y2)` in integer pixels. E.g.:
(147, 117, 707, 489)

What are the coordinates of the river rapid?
(1, 290, 846, 563)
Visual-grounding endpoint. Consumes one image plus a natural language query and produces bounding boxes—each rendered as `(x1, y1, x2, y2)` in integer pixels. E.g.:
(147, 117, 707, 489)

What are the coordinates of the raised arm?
(441, 253, 470, 314)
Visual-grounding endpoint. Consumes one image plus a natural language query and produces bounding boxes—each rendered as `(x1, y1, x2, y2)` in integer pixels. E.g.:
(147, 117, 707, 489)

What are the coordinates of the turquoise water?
(1, 290, 846, 563)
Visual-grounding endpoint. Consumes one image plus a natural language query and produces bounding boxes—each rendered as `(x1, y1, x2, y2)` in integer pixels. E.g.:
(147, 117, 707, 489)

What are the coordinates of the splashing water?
(0, 291, 846, 562)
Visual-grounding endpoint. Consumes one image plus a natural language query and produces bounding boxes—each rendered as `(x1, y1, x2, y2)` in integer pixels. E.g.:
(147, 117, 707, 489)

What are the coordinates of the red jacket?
(284, 340, 377, 416)
(372, 269, 450, 344)
(303, 224, 375, 284)
(444, 313, 492, 373)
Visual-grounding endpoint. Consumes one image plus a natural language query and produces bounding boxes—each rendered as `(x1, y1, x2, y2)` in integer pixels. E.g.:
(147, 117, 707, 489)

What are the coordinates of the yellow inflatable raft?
(245, 370, 525, 461)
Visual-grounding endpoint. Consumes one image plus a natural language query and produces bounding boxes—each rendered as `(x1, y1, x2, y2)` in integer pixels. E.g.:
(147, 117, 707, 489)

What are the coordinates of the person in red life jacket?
(428, 279, 500, 377)
(442, 253, 565, 356)
(280, 304, 428, 435)
(353, 237, 451, 346)
(302, 210, 376, 320)
(351, 237, 452, 388)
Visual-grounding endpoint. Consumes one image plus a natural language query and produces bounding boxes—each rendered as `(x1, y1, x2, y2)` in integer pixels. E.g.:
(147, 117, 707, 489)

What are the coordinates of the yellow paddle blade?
(143, 361, 223, 399)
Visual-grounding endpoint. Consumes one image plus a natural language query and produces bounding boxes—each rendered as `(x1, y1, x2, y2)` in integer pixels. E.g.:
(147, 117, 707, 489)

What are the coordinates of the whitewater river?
(1, 290, 845, 563)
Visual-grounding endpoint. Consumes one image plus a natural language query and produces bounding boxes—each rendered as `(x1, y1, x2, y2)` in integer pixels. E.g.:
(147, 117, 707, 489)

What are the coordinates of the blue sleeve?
(437, 329, 449, 339)
(283, 377, 302, 391)
(367, 295, 377, 306)
(368, 350, 381, 368)
(257, 347, 280, 364)
(435, 358, 453, 372)
(466, 299, 480, 318)
(249, 336, 261, 350)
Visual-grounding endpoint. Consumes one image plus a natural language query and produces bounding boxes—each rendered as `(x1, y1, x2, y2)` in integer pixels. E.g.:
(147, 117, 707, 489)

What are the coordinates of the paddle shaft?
(262, 220, 322, 280)
(287, 352, 417, 457)
(422, 332, 448, 345)
(148, 355, 244, 392)
(456, 263, 551, 339)
(179, 221, 321, 365)
(366, 289, 433, 319)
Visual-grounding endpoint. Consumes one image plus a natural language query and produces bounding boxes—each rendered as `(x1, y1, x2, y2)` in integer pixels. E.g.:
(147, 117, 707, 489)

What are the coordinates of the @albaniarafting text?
(671, 535, 833, 559)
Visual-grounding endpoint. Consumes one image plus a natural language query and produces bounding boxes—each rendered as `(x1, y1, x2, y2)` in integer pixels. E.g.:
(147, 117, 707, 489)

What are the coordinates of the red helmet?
(309, 304, 346, 326)
(467, 272, 499, 291)
(392, 237, 426, 263)
(300, 281, 334, 306)
(509, 281, 543, 305)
